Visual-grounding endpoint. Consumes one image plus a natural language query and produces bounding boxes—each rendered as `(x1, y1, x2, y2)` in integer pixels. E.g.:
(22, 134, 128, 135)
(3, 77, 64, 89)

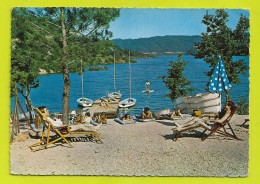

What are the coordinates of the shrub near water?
(235, 95, 249, 115)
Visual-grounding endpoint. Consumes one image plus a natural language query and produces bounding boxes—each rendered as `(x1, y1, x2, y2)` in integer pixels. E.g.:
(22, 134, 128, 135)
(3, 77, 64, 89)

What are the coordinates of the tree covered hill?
(113, 35, 201, 55)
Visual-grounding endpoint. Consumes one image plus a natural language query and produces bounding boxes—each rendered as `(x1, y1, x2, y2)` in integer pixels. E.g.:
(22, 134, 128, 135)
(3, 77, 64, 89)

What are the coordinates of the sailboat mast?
(129, 50, 131, 99)
(81, 60, 84, 99)
(114, 50, 116, 92)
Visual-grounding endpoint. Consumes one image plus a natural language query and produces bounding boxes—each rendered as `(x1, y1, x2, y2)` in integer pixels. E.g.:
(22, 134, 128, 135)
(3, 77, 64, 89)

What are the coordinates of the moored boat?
(108, 91, 122, 99)
(177, 96, 221, 110)
(180, 104, 222, 114)
(119, 98, 136, 108)
(77, 97, 93, 107)
(176, 92, 220, 105)
(119, 51, 136, 108)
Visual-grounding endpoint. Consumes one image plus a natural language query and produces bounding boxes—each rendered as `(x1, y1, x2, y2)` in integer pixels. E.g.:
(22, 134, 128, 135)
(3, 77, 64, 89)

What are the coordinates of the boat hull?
(153, 109, 173, 118)
(176, 93, 221, 114)
(108, 92, 122, 99)
(77, 97, 93, 107)
(119, 98, 136, 108)
(142, 90, 154, 93)
(176, 92, 220, 104)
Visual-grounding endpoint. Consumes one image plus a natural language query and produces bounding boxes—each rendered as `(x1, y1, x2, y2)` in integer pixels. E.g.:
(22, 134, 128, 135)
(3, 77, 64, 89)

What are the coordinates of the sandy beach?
(10, 114, 249, 176)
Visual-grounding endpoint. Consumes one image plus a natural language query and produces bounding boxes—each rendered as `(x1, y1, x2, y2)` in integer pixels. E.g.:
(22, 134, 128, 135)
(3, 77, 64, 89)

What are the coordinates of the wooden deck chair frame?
(172, 105, 242, 141)
(201, 105, 242, 141)
(70, 130, 104, 144)
(28, 107, 73, 152)
(172, 120, 212, 141)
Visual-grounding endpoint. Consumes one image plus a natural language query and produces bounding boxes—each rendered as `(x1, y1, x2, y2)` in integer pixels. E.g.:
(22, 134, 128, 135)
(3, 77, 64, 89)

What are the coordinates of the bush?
(235, 95, 249, 115)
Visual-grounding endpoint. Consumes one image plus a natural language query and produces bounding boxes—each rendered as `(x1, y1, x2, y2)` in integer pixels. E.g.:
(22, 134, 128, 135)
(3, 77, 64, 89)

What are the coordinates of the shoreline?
(10, 114, 249, 176)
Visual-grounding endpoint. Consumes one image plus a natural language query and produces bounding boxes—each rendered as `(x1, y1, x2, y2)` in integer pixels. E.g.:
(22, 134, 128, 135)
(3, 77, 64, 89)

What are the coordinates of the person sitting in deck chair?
(83, 112, 99, 126)
(176, 101, 235, 128)
(38, 106, 101, 132)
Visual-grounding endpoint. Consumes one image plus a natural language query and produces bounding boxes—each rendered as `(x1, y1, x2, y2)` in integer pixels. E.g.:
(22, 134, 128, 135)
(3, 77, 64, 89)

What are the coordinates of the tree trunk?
(60, 8, 70, 124)
(25, 96, 34, 124)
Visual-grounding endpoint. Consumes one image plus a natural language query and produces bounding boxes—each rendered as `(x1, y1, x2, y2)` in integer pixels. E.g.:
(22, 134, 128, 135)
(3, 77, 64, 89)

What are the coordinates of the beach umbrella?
(208, 56, 231, 94)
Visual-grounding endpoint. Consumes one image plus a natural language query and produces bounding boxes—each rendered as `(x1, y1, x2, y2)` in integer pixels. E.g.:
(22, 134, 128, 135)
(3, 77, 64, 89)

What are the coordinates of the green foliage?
(194, 9, 249, 91)
(11, 7, 120, 123)
(159, 54, 195, 107)
(113, 35, 201, 54)
(235, 95, 249, 115)
(11, 8, 48, 107)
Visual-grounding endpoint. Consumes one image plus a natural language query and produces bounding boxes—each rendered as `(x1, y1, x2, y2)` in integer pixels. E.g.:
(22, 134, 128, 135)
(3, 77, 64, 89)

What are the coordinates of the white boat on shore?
(176, 92, 221, 114)
(177, 97, 221, 110)
(176, 92, 220, 104)
(180, 104, 222, 114)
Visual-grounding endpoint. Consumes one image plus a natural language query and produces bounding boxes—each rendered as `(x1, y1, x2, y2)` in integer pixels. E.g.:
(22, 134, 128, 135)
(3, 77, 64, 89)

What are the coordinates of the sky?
(109, 8, 250, 39)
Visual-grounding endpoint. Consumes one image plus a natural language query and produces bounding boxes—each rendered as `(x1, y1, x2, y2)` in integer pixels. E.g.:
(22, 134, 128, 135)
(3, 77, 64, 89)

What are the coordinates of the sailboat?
(77, 60, 93, 107)
(119, 51, 137, 108)
(108, 50, 122, 100)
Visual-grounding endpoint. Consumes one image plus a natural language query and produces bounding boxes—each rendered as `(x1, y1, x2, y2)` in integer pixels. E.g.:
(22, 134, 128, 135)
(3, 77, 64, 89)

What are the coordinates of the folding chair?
(28, 107, 73, 152)
(172, 119, 212, 141)
(201, 105, 242, 141)
(172, 105, 242, 141)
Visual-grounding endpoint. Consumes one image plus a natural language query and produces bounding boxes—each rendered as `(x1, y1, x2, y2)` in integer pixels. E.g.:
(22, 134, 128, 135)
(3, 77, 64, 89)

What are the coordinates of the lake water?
(12, 55, 249, 116)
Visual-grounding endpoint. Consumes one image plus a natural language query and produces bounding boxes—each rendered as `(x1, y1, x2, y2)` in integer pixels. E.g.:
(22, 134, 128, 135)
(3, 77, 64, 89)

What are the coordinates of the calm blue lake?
(12, 55, 249, 116)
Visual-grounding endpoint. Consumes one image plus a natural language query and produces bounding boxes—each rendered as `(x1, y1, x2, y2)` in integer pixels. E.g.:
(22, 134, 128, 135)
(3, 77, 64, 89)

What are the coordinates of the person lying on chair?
(175, 101, 235, 128)
(38, 106, 101, 132)
(38, 106, 63, 127)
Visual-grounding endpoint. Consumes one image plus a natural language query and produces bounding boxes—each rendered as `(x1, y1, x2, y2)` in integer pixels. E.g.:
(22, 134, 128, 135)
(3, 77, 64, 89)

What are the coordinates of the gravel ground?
(10, 114, 249, 176)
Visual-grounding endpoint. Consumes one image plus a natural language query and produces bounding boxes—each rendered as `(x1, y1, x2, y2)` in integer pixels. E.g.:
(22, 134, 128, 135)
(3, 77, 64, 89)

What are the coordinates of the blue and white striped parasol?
(209, 56, 231, 93)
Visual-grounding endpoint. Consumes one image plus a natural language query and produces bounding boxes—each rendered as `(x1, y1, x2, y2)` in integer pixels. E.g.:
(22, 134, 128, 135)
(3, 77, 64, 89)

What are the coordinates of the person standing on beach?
(145, 80, 150, 91)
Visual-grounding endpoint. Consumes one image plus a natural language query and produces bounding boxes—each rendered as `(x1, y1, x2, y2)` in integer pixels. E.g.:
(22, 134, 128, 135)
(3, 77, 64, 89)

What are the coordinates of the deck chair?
(172, 118, 212, 141)
(29, 107, 104, 152)
(172, 105, 241, 141)
(28, 107, 73, 152)
(201, 105, 242, 141)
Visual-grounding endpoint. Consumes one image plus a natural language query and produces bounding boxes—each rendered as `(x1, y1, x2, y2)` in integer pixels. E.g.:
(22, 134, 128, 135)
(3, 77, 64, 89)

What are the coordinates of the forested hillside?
(113, 35, 201, 55)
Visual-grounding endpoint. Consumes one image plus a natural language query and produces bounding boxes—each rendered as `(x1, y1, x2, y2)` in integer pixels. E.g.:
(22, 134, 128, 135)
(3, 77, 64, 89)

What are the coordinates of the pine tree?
(159, 54, 195, 109)
(194, 9, 249, 99)
(11, 8, 120, 123)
